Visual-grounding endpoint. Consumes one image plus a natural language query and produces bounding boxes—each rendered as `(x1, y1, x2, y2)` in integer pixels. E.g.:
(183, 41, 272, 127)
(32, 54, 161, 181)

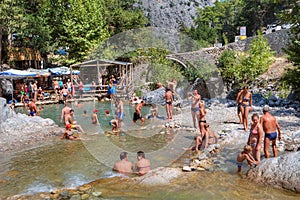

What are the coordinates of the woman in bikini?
(134, 151, 150, 175)
(240, 86, 252, 131)
(199, 101, 207, 138)
(247, 113, 263, 163)
(205, 123, 218, 146)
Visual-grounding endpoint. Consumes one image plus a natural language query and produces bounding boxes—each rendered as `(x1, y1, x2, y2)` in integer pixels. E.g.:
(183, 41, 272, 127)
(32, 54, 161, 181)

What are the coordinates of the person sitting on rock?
(60, 124, 84, 140)
(66, 109, 84, 133)
(109, 118, 120, 133)
(202, 123, 218, 148)
(236, 145, 258, 173)
(113, 152, 133, 174)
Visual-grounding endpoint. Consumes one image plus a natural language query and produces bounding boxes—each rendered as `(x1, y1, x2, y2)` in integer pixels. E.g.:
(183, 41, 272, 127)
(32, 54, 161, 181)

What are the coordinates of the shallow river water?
(0, 101, 299, 199)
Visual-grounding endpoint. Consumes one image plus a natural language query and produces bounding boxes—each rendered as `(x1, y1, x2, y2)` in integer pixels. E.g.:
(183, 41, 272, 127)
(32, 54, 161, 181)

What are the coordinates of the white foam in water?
(63, 173, 91, 189)
(101, 171, 128, 178)
(23, 181, 56, 195)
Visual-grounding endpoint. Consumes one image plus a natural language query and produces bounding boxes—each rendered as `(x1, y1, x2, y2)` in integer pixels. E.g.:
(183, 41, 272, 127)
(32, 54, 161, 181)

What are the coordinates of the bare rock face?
(136, 0, 216, 29)
(247, 151, 300, 193)
(133, 167, 185, 185)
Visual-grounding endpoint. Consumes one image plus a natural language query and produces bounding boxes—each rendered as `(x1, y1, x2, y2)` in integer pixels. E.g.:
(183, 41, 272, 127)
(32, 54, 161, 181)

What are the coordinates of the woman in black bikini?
(199, 101, 207, 138)
(240, 86, 252, 131)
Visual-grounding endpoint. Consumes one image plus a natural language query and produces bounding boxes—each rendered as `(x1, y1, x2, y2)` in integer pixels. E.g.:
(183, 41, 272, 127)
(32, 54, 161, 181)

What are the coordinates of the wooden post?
(97, 59, 100, 85)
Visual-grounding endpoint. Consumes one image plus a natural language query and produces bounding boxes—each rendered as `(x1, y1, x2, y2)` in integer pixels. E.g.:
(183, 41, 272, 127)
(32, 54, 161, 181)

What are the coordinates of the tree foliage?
(218, 32, 274, 86)
(279, 0, 300, 89)
(126, 48, 183, 86)
(0, 0, 147, 67)
(185, 0, 290, 46)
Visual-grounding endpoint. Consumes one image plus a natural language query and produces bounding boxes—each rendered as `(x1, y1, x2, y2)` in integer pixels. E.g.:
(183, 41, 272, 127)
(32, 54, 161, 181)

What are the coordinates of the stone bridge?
(165, 29, 291, 98)
(167, 29, 290, 66)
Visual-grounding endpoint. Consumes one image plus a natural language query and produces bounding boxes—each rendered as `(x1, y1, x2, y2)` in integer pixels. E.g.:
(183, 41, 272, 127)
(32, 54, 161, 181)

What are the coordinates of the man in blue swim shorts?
(260, 106, 282, 158)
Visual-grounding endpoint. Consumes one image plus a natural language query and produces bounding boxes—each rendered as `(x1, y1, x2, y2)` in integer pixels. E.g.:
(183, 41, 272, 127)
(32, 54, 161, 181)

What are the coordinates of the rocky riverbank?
(0, 97, 64, 153)
(2, 96, 299, 199)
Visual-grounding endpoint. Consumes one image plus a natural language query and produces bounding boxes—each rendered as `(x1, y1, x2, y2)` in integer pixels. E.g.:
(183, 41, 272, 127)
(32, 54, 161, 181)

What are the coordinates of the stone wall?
(168, 29, 290, 65)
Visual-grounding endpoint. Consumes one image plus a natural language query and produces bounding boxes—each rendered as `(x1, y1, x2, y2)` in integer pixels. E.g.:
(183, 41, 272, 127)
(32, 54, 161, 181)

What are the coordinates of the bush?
(218, 32, 274, 86)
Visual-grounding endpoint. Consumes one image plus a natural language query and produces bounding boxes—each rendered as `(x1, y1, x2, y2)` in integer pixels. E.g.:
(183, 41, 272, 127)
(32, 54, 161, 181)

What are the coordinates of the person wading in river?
(260, 106, 281, 158)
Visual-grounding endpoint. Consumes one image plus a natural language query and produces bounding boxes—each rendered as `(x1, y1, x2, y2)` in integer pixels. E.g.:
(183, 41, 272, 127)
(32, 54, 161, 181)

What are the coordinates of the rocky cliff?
(136, 0, 216, 29)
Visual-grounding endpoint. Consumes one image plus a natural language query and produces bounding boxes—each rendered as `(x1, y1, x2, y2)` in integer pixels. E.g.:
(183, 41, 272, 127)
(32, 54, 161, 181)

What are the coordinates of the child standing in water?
(236, 145, 258, 172)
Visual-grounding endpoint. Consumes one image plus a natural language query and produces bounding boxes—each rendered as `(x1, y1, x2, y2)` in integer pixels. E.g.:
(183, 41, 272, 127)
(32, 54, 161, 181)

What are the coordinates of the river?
(0, 101, 299, 199)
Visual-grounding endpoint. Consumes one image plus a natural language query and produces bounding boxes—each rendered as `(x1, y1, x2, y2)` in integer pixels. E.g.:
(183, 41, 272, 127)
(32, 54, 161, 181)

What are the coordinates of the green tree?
(104, 0, 147, 35)
(218, 32, 273, 86)
(0, 0, 28, 65)
(280, 0, 300, 89)
(52, 0, 109, 66)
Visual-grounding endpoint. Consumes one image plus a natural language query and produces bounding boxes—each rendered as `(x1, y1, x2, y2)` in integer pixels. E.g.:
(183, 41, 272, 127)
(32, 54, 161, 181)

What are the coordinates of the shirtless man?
(33, 81, 38, 101)
(28, 100, 39, 116)
(189, 90, 201, 129)
(133, 101, 145, 125)
(260, 107, 281, 158)
(23, 93, 30, 108)
(53, 78, 60, 101)
(116, 98, 124, 128)
(134, 151, 150, 175)
(60, 102, 71, 124)
(91, 109, 99, 125)
(113, 152, 132, 174)
(66, 109, 84, 133)
(164, 88, 173, 120)
(110, 118, 119, 133)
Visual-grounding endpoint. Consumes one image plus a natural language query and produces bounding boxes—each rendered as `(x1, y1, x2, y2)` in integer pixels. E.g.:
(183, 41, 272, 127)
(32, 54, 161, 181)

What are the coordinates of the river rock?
(143, 87, 166, 105)
(247, 151, 300, 193)
(0, 97, 64, 153)
(133, 167, 185, 185)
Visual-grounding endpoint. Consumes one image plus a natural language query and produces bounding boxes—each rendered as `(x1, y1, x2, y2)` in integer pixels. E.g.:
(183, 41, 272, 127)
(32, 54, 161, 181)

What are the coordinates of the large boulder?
(0, 97, 64, 152)
(247, 151, 300, 193)
(133, 167, 185, 185)
(0, 97, 12, 124)
(143, 87, 166, 105)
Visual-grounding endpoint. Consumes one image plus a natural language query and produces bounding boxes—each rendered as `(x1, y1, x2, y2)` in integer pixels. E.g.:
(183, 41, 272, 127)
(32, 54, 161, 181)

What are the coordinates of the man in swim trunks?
(66, 109, 84, 133)
(133, 101, 145, 125)
(60, 124, 82, 140)
(113, 152, 132, 174)
(28, 99, 39, 116)
(260, 106, 281, 158)
(134, 151, 150, 175)
(116, 98, 124, 128)
(60, 102, 71, 125)
(23, 93, 30, 108)
(33, 81, 38, 101)
(91, 109, 99, 125)
(164, 87, 173, 120)
(189, 90, 201, 129)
